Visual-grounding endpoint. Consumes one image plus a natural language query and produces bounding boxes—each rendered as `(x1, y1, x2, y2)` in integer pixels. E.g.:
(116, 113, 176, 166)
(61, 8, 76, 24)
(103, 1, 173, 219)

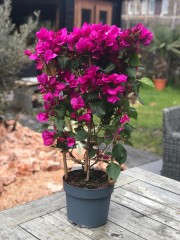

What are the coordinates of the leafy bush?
(150, 25, 180, 79)
(0, 0, 39, 93)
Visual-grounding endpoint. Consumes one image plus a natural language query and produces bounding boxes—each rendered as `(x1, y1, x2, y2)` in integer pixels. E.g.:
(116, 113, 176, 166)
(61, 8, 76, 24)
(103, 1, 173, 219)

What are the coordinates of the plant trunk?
(85, 120, 92, 181)
(62, 151, 68, 180)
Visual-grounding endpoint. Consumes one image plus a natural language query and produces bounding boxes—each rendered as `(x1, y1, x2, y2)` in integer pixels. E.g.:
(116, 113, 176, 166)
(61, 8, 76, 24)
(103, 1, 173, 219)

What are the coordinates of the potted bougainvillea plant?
(25, 22, 153, 228)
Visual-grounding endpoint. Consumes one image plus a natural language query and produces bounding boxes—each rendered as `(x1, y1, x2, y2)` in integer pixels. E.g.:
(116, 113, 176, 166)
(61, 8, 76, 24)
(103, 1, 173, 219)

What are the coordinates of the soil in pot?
(65, 169, 113, 189)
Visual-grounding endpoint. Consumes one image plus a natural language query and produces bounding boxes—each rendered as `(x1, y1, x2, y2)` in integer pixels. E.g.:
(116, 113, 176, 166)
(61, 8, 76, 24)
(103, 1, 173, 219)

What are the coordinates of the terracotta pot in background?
(153, 79, 167, 91)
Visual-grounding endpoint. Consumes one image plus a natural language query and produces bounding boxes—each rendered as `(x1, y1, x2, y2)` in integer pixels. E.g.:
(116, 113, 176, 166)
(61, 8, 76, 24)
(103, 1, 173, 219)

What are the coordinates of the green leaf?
(112, 143, 127, 165)
(123, 123, 133, 137)
(137, 95, 145, 105)
(40, 124, 49, 131)
(125, 67, 136, 78)
(104, 137, 112, 145)
(90, 102, 106, 118)
(54, 106, 66, 118)
(88, 149, 97, 159)
(86, 93, 99, 101)
(106, 162, 121, 181)
(54, 118, 64, 132)
(122, 100, 130, 112)
(127, 107, 138, 120)
(70, 59, 80, 69)
(59, 56, 69, 70)
(133, 83, 141, 95)
(129, 53, 141, 67)
(76, 129, 89, 141)
(139, 77, 154, 87)
(105, 152, 112, 156)
(103, 63, 116, 73)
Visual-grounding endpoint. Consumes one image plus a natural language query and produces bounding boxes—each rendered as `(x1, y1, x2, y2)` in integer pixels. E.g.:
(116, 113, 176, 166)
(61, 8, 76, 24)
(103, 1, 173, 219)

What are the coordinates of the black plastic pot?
(63, 174, 114, 228)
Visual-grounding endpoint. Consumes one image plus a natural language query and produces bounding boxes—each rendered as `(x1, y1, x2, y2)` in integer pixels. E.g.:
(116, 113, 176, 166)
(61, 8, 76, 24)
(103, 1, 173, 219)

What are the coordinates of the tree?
(0, 0, 39, 94)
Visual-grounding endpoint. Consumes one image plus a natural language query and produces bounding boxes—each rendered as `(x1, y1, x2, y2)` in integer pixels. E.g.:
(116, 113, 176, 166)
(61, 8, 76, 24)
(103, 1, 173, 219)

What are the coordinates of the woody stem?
(85, 120, 92, 181)
(62, 151, 68, 180)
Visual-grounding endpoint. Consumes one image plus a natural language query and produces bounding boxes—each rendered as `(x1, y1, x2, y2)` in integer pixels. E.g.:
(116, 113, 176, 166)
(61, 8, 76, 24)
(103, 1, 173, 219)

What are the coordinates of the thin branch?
(68, 150, 84, 165)
(85, 120, 92, 181)
(62, 151, 68, 180)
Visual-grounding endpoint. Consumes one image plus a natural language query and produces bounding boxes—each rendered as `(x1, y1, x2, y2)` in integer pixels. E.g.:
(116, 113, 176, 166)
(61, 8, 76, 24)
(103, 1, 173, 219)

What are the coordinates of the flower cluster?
(25, 22, 153, 181)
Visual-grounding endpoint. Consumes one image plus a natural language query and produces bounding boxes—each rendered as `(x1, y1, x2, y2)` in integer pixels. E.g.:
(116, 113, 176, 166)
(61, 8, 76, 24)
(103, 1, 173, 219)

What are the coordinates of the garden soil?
(0, 120, 74, 211)
(0, 119, 126, 211)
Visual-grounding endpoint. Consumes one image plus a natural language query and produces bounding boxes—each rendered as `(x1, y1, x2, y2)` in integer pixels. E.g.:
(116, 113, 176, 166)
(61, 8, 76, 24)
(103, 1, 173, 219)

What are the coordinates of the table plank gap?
(121, 180, 180, 210)
(108, 201, 180, 240)
(1, 192, 66, 224)
(115, 174, 137, 188)
(51, 208, 145, 240)
(20, 215, 93, 240)
(112, 187, 180, 223)
(123, 168, 180, 194)
(0, 224, 39, 240)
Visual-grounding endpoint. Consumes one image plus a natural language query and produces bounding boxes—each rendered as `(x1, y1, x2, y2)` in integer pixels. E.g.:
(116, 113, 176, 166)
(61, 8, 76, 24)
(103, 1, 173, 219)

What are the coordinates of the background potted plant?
(150, 25, 180, 90)
(25, 22, 153, 228)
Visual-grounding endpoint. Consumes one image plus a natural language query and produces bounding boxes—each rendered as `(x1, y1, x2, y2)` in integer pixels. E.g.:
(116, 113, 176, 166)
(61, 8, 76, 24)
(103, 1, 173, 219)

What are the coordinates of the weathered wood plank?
(0, 215, 37, 240)
(52, 209, 144, 240)
(122, 180, 180, 210)
(112, 188, 180, 231)
(1, 191, 66, 225)
(115, 173, 137, 188)
(108, 201, 180, 240)
(20, 214, 92, 240)
(123, 168, 180, 194)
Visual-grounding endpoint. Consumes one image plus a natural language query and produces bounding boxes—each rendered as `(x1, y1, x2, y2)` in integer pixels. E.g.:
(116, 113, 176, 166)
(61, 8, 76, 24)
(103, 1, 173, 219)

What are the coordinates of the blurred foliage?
(0, 0, 39, 94)
(130, 86, 180, 155)
(150, 25, 180, 79)
(140, 24, 180, 85)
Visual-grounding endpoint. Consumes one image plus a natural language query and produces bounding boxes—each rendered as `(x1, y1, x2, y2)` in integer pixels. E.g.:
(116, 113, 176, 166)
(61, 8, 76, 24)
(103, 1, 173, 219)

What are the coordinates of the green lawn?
(130, 86, 180, 155)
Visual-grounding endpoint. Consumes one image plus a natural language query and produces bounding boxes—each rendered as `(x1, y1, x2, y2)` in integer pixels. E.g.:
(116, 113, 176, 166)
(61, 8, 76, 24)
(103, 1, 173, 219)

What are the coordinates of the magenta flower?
(64, 72, 78, 88)
(112, 74, 128, 84)
(29, 53, 38, 61)
(107, 88, 118, 95)
(103, 155, 110, 160)
(71, 96, 85, 110)
(36, 112, 49, 122)
(58, 137, 65, 143)
(43, 103, 51, 111)
(43, 92, 54, 102)
(24, 49, 32, 56)
(36, 61, 44, 70)
(117, 127, 124, 134)
(67, 137, 75, 147)
(132, 23, 153, 46)
(76, 37, 93, 53)
(37, 73, 48, 85)
(120, 114, 130, 124)
(42, 130, 55, 146)
(55, 28, 68, 46)
(36, 28, 53, 41)
(107, 95, 120, 104)
(44, 50, 57, 63)
(55, 82, 66, 90)
(77, 113, 91, 122)
(140, 28, 153, 45)
(70, 112, 77, 119)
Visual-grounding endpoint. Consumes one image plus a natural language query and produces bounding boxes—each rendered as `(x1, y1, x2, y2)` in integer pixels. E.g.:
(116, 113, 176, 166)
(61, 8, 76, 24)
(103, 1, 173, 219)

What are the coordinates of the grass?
(130, 86, 180, 155)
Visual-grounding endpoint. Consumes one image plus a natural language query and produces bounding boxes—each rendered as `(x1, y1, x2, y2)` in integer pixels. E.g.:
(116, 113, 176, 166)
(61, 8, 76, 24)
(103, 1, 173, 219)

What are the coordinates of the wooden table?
(0, 167, 180, 240)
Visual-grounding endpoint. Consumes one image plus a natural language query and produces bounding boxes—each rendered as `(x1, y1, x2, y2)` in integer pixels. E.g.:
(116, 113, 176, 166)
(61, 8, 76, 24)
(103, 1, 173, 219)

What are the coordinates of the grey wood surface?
(1, 168, 180, 240)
